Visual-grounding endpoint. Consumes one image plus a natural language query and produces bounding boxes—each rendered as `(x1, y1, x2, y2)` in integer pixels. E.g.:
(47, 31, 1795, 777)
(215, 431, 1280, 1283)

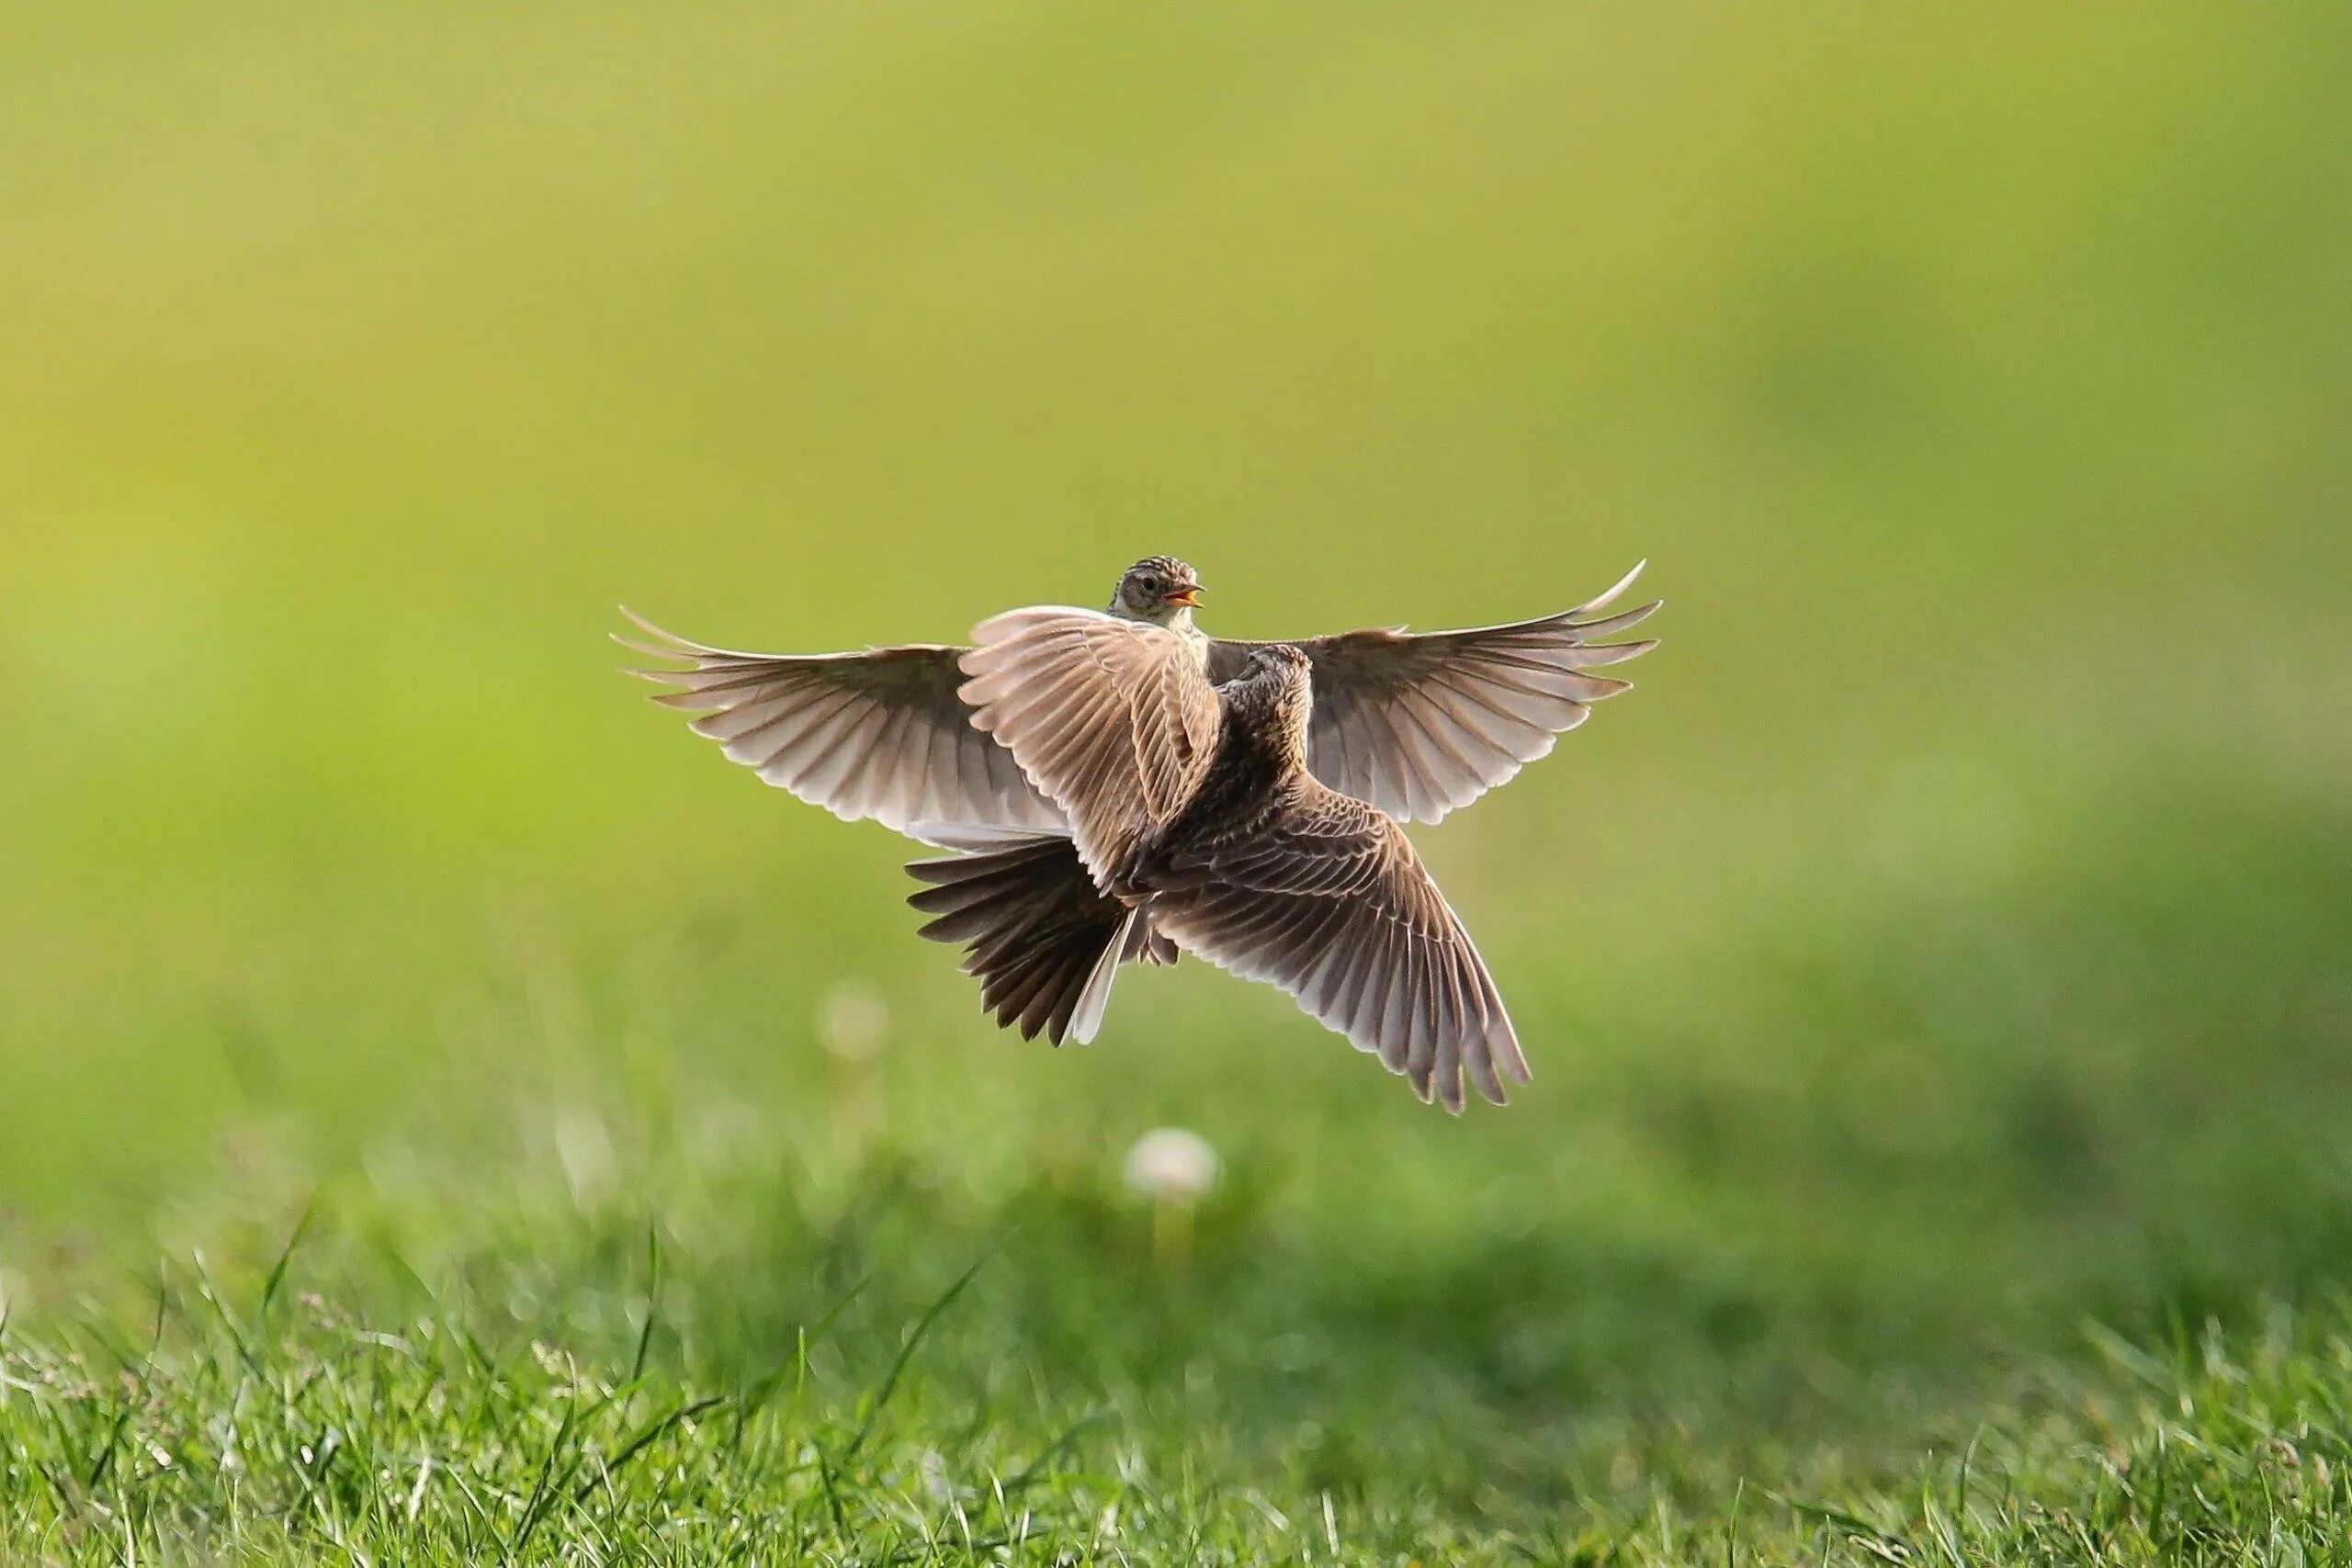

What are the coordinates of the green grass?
(6, 1, 2352, 1561)
(10, 1232, 2352, 1568)
(12, 1143, 2352, 1564)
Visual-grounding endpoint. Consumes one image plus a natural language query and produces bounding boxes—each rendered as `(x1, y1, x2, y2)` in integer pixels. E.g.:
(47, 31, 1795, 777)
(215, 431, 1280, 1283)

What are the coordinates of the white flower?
(1122, 1127, 1219, 1203)
(553, 1106, 616, 1207)
(818, 981, 889, 1062)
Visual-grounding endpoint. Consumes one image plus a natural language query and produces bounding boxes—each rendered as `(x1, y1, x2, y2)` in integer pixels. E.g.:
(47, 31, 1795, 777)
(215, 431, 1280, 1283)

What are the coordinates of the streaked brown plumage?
(928, 612, 1529, 1111)
(620, 556, 1657, 837)
(1200, 573, 1658, 824)
(622, 556, 1657, 1108)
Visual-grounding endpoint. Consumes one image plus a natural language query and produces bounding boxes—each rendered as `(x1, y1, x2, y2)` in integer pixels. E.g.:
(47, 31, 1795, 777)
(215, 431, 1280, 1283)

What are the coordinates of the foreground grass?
(7, 1157, 2352, 1565)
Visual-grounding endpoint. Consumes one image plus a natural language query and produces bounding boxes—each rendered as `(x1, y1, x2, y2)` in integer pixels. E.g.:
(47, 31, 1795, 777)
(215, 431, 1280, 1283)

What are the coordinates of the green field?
(6, 5, 2352, 1562)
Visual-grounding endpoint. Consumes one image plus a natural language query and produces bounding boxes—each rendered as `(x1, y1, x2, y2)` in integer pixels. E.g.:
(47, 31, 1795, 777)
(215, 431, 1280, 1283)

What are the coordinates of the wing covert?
(956, 606, 1220, 888)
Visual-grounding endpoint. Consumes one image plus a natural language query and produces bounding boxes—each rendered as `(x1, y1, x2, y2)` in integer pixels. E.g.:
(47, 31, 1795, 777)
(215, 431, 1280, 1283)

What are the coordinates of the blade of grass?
(628, 1222, 660, 1387)
(260, 1190, 321, 1324)
(842, 1247, 993, 1463)
(574, 1393, 726, 1507)
(506, 1384, 584, 1562)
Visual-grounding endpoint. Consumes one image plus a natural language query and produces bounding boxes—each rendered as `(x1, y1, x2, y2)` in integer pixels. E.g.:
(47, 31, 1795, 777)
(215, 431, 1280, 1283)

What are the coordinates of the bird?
(619, 554, 1657, 836)
(621, 557, 1658, 1108)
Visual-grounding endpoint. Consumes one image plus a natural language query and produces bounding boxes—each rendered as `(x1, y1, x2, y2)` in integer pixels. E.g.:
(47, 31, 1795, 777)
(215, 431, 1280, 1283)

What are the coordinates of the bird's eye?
(1142, 575, 1164, 592)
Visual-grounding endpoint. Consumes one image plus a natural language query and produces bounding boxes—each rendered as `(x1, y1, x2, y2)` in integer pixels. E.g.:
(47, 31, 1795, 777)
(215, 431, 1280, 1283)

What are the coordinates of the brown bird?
(623, 558, 1657, 1108)
(621, 555, 1657, 837)
(917, 618, 1519, 1109)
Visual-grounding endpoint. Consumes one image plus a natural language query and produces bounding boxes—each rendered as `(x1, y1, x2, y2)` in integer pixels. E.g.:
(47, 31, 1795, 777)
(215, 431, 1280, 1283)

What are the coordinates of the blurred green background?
(4, 0, 2351, 1542)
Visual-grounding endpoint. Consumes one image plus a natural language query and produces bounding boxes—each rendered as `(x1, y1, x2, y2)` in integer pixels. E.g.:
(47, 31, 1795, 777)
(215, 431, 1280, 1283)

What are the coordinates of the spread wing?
(956, 607, 1221, 888)
(1206, 562, 1660, 823)
(619, 610, 1063, 838)
(1148, 780, 1524, 1112)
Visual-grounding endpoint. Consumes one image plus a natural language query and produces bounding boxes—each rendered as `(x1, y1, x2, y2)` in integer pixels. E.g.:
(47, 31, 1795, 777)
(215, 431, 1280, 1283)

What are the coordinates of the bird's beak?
(1167, 587, 1202, 607)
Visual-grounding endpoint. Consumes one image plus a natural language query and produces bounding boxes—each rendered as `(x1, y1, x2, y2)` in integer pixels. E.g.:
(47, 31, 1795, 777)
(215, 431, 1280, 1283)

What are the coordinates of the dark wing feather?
(1206, 562, 1659, 823)
(905, 833, 1136, 1044)
(1147, 781, 1525, 1112)
(619, 610, 1062, 837)
(958, 607, 1221, 889)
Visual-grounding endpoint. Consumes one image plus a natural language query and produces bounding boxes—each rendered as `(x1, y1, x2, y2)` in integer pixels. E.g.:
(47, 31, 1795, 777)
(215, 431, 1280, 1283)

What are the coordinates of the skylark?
(624, 557, 1657, 1109)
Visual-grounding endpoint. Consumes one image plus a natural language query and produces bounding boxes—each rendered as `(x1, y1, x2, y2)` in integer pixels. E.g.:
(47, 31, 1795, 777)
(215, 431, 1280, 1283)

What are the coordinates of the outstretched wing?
(957, 607, 1221, 888)
(1147, 781, 1525, 1112)
(1206, 562, 1659, 823)
(619, 611, 1062, 838)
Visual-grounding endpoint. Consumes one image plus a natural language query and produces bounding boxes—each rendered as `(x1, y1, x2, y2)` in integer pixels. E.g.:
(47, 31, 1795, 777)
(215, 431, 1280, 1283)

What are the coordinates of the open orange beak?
(1167, 587, 1202, 607)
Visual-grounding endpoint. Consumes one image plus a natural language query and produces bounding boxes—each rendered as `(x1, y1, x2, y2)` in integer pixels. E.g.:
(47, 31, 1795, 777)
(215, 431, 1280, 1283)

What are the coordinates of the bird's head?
(1245, 642, 1311, 682)
(1238, 642, 1315, 748)
(1109, 556, 1204, 626)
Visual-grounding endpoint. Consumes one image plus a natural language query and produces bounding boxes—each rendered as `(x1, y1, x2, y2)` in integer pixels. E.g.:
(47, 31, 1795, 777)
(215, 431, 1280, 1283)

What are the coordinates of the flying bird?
(621, 556, 1657, 833)
(622, 557, 1657, 1109)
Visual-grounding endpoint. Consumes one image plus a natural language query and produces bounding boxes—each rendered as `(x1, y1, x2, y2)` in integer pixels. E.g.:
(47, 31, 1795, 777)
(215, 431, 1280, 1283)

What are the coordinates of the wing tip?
(616, 605, 688, 646)
(1571, 559, 1648, 616)
(613, 633, 694, 666)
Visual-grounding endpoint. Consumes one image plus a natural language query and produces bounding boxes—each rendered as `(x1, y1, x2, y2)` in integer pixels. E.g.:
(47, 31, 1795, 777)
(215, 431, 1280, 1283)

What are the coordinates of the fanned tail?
(907, 835, 1159, 1044)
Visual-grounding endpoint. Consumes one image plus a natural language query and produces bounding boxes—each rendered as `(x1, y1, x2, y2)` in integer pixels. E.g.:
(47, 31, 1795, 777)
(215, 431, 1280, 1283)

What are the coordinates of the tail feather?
(907, 835, 1147, 1045)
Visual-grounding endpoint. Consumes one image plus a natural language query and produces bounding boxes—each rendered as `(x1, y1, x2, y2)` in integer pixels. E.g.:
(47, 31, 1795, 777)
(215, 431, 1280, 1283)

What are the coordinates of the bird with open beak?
(623, 554, 1657, 1109)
